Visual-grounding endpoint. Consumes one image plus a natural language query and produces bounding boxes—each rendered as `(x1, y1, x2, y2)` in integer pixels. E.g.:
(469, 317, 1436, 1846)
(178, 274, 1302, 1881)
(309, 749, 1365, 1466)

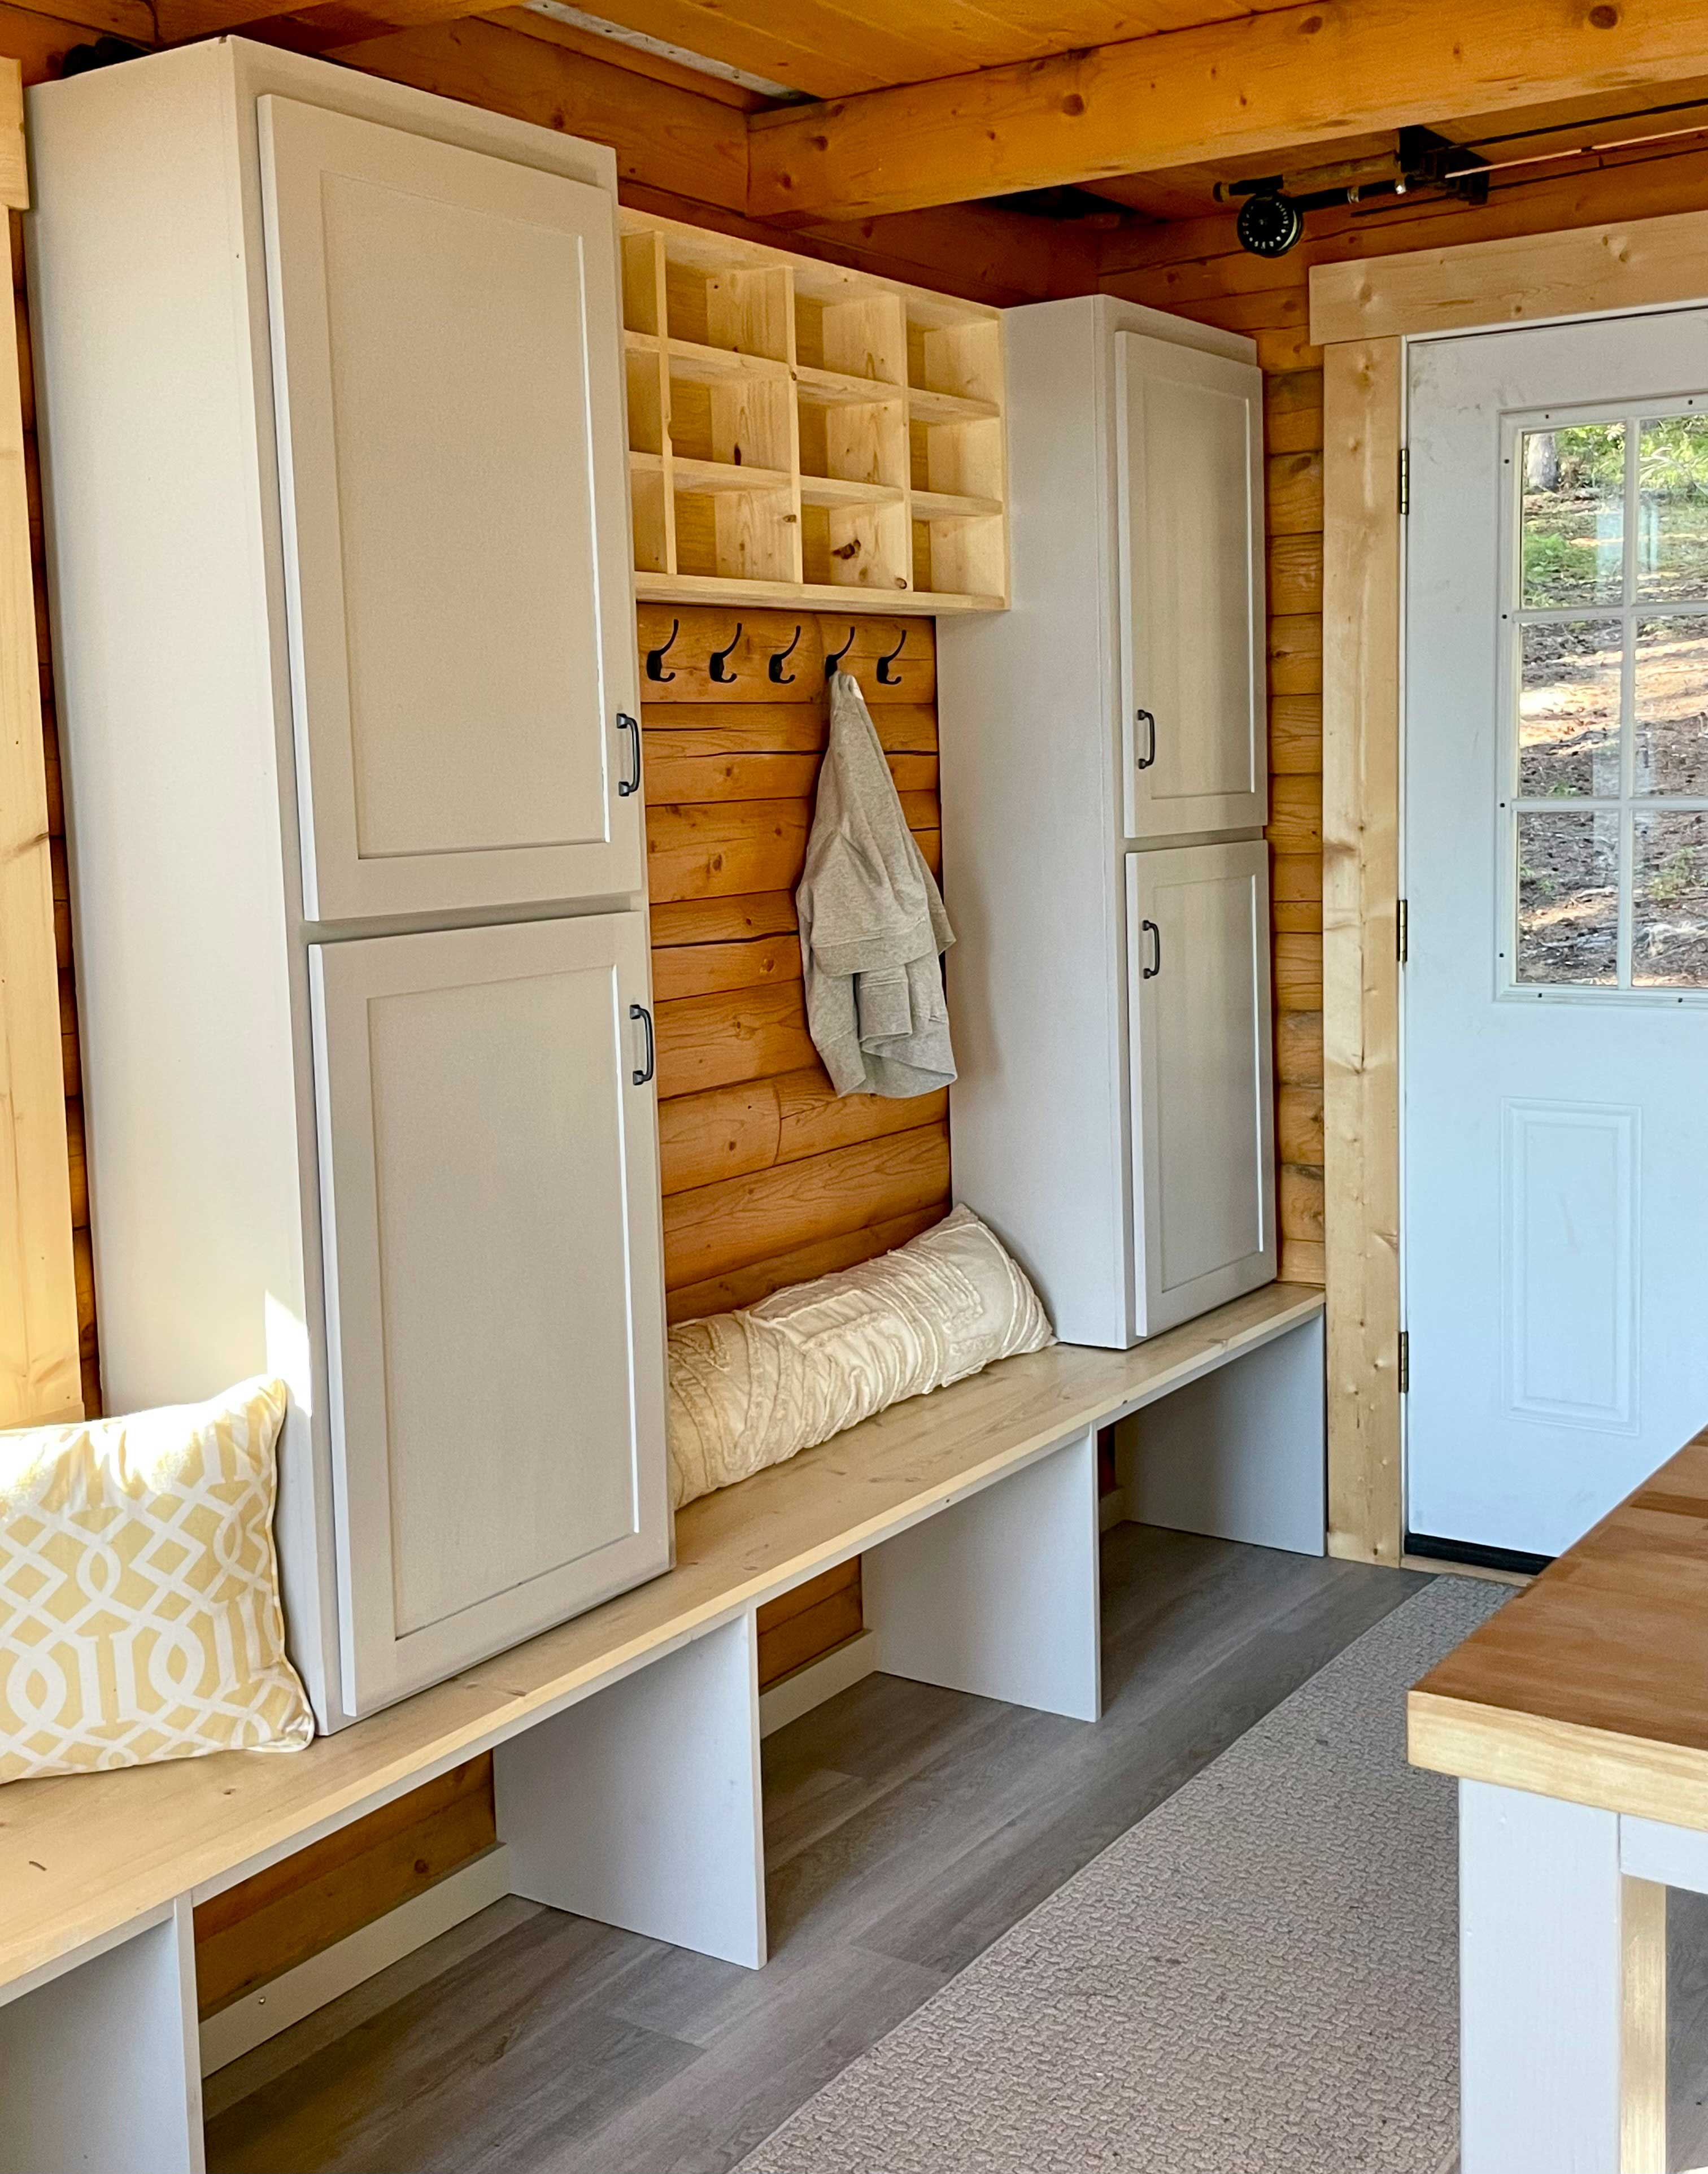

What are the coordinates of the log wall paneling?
(2, 170, 88, 1428)
(642, 602, 948, 1688)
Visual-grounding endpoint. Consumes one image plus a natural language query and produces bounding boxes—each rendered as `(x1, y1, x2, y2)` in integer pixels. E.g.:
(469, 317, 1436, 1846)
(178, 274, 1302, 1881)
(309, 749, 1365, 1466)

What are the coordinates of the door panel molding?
(1310, 209, 1708, 1565)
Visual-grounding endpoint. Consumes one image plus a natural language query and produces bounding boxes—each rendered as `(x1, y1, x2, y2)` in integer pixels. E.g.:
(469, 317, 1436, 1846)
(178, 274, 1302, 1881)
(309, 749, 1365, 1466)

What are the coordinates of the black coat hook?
(768, 626, 803, 685)
(825, 626, 856, 681)
(875, 629, 907, 686)
(708, 623, 743, 683)
(644, 617, 679, 683)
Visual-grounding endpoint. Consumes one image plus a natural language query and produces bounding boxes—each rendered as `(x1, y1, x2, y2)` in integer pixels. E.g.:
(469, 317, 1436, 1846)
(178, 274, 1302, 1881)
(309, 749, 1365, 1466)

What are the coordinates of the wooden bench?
(1410, 1427, 1708, 2174)
(0, 1283, 1323, 2174)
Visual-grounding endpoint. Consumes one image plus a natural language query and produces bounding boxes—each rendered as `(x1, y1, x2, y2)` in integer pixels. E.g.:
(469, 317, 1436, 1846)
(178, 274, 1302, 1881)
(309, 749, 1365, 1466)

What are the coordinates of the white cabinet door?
(260, 97, 640, 922)
(1116, 332, 1266, 840)
(1127, 843, 1275, 1335)
(310, 912, 668, 1714)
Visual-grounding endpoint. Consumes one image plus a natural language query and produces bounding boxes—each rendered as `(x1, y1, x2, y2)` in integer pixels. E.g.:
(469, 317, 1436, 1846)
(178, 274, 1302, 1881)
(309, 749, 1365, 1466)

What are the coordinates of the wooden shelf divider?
(618, 208, 1008, 615)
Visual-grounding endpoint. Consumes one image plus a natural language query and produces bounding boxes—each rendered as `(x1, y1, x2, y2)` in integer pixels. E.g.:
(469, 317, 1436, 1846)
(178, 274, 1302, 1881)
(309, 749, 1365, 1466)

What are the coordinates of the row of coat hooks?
(644, 617, 909, 688)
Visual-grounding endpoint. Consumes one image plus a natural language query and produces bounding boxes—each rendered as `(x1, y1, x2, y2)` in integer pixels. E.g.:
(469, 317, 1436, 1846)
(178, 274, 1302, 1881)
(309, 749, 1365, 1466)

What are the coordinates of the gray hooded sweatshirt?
(796, 670, 956, 1099)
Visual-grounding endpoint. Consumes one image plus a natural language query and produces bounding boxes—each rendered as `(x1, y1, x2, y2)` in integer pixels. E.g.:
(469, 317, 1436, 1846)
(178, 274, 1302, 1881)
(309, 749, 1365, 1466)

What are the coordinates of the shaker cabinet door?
(310, 912, 668, 1715)
(1116, 332, 1266, 840)
(1128, 843, 1275, 1336)
(261, 96, 640, 921)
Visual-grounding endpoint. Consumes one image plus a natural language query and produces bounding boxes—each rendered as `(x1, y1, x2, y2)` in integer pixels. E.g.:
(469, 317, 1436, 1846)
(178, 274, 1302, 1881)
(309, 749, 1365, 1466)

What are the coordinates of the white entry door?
(310, 911, 669, 1714)
(260, 96, 640, 922)
(1405, 311, 1708, 1558)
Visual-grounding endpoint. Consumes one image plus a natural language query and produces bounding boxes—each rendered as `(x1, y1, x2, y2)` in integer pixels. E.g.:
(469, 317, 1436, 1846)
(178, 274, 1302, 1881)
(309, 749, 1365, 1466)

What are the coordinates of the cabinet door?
(260, 97, 640, 922)
(1127, 843, 1275, 1336)
(310, 912, 668, 1714)
(1116, 332, 1266, 839)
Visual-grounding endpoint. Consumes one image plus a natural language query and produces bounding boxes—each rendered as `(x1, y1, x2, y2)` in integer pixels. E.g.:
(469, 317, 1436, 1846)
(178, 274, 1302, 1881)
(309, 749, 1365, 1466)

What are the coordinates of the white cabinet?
(939, 295, 1274, 1348)
(262, 96, 641, 921)
(1127, 844, 1274, 1334)
(1117, 334, 1266, 839)
(312, 914, 666, 1712)
(27, 42, 668, 1729)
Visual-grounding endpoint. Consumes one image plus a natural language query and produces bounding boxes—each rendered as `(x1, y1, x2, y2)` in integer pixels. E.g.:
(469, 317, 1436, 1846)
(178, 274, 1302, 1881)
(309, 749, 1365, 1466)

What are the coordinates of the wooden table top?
(1410, 1431, 1708, 1830)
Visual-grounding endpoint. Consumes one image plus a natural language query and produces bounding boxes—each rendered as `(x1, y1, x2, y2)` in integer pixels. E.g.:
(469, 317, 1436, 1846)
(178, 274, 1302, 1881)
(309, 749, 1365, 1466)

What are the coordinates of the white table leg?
(0, 1897, 204, 2174)
(1459, 1780, 1665, 2174)
(864, 1424, 1101, 1722)
(494, 1609, 766, 1968)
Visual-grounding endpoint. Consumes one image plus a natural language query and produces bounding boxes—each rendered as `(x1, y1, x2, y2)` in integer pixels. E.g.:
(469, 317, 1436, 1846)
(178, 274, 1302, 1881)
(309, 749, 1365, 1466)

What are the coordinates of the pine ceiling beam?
(747, 0, 1708, 222)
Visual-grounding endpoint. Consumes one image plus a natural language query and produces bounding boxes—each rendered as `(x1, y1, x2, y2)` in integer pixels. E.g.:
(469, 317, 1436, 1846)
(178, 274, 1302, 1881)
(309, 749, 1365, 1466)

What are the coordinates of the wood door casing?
(260, 95, 641, 922)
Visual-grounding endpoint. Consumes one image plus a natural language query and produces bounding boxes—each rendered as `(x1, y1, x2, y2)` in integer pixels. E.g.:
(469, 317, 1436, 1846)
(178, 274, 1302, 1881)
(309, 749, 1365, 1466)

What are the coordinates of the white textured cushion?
(666, 1206, 1055, 1509)
(0, 1378, 313, 1782)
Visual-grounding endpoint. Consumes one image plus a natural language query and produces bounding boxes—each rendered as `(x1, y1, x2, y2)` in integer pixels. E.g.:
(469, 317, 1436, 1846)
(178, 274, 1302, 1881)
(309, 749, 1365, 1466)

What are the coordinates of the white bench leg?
(1460, 1780, 1666, 2174)
(0, 1898, 204, 2174)
(494, 1608, 766, 1968)
(864, 1423, 1101, 1723)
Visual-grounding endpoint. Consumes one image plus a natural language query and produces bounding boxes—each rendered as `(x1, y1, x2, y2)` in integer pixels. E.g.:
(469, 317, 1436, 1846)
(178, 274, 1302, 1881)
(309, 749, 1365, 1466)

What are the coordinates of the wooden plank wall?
(1095, 132, 1708, 1292)
(9, 214, 95, 1420)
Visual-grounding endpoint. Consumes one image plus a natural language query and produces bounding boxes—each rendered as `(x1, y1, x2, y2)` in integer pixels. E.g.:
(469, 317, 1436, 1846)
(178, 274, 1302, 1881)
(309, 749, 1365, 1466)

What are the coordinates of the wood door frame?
(1310, 208, 1708, 1564)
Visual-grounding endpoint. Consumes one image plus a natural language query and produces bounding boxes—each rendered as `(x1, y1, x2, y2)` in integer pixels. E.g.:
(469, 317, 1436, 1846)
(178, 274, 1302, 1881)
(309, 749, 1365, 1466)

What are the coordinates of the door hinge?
(1398, 446, 1410, 516)
(1397, 898, 1409, 964)
(1398, 1330, 1410, 1395)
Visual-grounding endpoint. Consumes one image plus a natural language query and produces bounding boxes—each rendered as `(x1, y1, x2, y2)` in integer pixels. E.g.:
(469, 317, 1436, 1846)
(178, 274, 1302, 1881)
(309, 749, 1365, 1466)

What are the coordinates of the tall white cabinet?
(940, 295, 1274, 1348)
(27, 41, 669, 1726)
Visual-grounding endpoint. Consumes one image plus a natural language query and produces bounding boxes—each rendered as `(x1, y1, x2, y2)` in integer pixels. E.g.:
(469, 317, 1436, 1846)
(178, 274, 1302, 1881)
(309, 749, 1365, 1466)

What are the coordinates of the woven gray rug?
(740, 1575, 1504, 2174)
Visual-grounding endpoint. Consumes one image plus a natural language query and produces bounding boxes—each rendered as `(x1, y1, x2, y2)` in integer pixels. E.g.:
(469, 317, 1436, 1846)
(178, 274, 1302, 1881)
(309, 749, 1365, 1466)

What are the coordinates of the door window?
(1505, 404, 1708, 995)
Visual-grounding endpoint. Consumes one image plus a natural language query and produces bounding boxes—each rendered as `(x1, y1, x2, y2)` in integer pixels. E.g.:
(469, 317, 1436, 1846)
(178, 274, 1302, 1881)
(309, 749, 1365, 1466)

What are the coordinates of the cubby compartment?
(620, 208, 1008, 612)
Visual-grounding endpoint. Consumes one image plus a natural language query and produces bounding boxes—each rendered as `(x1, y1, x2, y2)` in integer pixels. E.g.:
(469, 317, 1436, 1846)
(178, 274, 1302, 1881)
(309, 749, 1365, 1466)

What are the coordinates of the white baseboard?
(199, 1844, 513, 2076)
(759, 1628, 878, 1737)
(1099, 1487, 1128, 1533)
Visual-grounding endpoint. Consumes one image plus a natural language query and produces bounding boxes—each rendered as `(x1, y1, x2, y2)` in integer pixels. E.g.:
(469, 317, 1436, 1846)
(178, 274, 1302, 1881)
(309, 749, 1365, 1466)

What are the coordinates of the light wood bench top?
(1410, 1430, 1708, 1831)
(0, 1283, 1322, 2001)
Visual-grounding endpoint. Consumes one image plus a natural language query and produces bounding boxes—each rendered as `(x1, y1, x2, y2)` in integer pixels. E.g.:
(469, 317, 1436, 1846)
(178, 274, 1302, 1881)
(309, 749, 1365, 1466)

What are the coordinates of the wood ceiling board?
(481, 6, 765, 107)
(748, 0, 1708, 222)
(508, 0, 1302, 99)
(321, 16, 749, 208)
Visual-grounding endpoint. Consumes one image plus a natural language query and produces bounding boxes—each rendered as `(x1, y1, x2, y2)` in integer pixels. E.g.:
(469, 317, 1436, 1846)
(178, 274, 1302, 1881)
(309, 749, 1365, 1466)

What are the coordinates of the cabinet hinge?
(1397, 898, 1409, 964)
(1398, 1330, 1410, 1395)
(1398, 446, 1410, 516)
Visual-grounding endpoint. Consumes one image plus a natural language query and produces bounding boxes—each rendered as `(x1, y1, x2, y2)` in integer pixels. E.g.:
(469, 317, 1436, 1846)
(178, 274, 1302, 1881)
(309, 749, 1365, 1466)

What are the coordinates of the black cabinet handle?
(1135, 709, 1157, 770)
(616, 712, 642, 798)
(630, 1003, 655, 1086)
(1141, 919, 1162, 979)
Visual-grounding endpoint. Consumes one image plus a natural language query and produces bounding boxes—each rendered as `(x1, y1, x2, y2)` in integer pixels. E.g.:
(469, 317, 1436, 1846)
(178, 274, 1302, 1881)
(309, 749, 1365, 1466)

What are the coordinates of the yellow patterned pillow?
(0, 1376, 313, 1782)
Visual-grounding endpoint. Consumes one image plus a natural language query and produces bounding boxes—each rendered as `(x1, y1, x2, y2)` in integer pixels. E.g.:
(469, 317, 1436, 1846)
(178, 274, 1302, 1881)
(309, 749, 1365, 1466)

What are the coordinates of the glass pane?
(1638, 414, 1708, 602)
(1516, 810, 1619, 984)
(1634, 810, 1708, 987)
(1633, 615, 1708, 795)
(1520, 422, 1626, 608)
(1519, 620, 1622, 797)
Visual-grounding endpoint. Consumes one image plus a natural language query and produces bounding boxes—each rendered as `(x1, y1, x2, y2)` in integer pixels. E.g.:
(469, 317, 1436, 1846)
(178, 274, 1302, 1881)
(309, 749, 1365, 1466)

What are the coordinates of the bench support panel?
(1459, 1779, 1665, 2174)
(1117, 1314, 1326, 1556)
(0, 1899, 203, 2174)
(865, 1424, 1101, 1723)
(494, 1609, 766, 1970)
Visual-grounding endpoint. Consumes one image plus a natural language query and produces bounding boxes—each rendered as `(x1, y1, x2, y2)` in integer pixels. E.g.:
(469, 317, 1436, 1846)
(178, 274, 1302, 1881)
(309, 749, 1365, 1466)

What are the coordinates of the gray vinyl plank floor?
(203, 1525, 1430, 2174)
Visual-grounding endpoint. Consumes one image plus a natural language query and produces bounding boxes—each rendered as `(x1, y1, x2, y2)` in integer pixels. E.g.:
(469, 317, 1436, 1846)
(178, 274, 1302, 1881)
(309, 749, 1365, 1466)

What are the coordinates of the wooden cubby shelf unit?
(618, 210, 1009, 616)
